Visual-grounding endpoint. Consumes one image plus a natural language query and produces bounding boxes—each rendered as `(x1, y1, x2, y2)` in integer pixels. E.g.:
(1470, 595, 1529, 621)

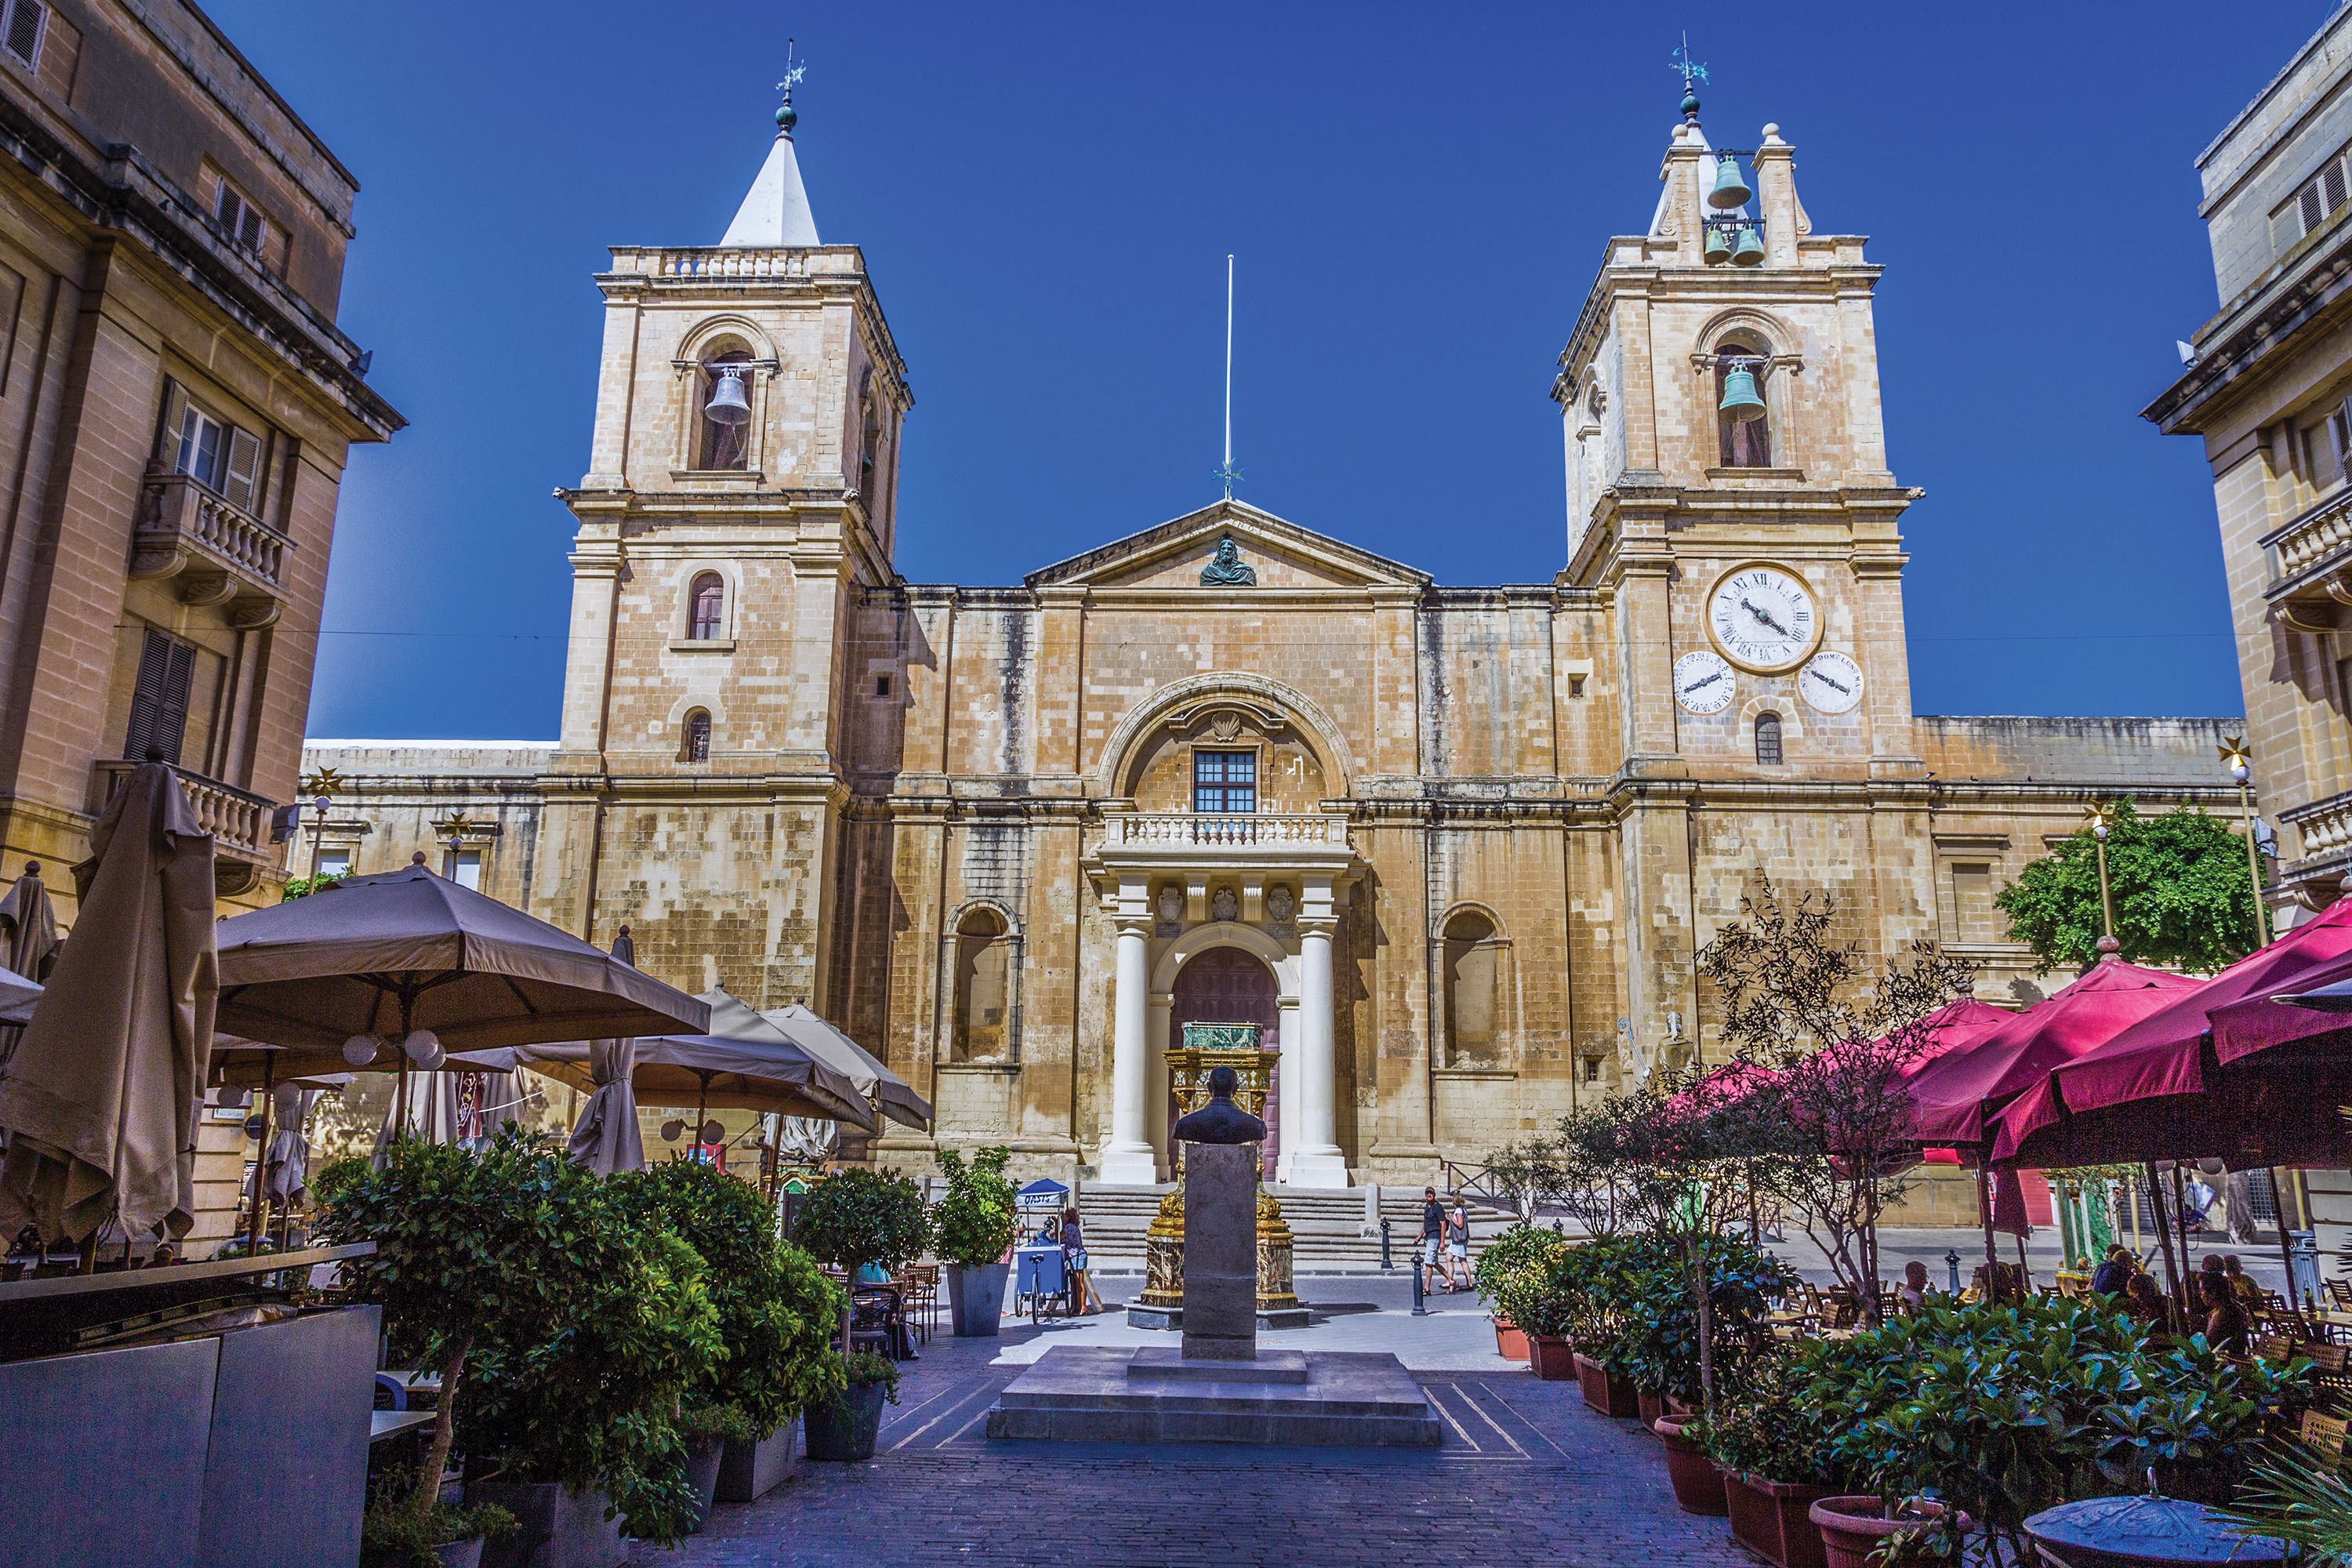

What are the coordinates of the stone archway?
(1171, 947, 1280, 1173)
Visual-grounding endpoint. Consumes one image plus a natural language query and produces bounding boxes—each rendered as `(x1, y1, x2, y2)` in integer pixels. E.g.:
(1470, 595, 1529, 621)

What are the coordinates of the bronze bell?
(703, 365, 753, 426)
(1708, 155, 1752, 209)
(1719, 363, 1767, 423)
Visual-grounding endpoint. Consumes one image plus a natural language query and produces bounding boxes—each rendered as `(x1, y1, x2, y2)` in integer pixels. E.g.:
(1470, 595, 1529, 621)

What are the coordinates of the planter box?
(468, 1483, 622, 1568)
(1572, 1352, 1641, 1417)
(1809, 1496, 1965, 1568)
(1653, 1417, 1730, 1517)
(1493, 1319, 1530, 1361)
(805, 1380, 889, 1462)
(1527, 1334, 1577, 1381)
(1665, 1392, 1694, 1418)
(715, 1417, 801, 1502)
(678, 1436, 723, 1535)
(435, 1543, 485, 1568)
(1636, 1388, 1665, 1430)
(946, 1261, 1010, 1338)
(1723, 1472, 1830, 1568)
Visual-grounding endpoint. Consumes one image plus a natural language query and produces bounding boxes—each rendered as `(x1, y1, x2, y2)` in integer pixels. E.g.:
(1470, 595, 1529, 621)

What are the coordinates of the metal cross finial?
(778, 38, 806, 103)
(1214, 460, 1243, 500)
(1670, 33, 1708, 121)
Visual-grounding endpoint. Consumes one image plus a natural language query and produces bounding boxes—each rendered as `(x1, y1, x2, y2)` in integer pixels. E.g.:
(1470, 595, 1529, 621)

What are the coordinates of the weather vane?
(1670, 33, 1708, 121)
(778, 38, 806, 102)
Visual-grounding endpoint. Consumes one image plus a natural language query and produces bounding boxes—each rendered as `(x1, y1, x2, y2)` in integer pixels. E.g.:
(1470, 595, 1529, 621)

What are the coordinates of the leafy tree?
(316, 1131, 721, 1541)
(928, 1145, 1017, 1268)
(612, 1161, 845, 1439)
(789, 1166, 931, 1357)
(1995, 798, 2260, 973)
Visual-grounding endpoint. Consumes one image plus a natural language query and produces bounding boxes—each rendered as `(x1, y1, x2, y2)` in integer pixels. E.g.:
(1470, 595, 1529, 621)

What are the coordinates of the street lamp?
(299, 766, 343, 882)
(2085, 803, 2119, 960)
(2218, 736, 2272, 947)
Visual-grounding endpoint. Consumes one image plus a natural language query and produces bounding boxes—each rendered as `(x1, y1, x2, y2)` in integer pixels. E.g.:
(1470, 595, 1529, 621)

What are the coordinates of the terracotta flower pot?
(1493, 1319, 1530, 1361)
(1527, 1333, 1577, 1380)
(1808, 1496, 1967, 1568)
(1723, 1471, 1831, 1568)
(1665, 1392, 1694, 1417)
(1637, 1388, 1665, 1429)
(1653, 1417, 1731, 1516)
(1572, 1352, 1641, 1417)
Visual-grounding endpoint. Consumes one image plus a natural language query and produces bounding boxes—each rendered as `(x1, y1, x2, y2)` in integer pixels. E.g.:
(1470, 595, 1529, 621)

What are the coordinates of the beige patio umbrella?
(214, 851, 709, 1138)
(0, 861, 56, 1069)
(0, 965, 39, 1025)
(375, 1064, 525, 1152)
(760, 1000, 932, 1131)
(0, 764, 216, 1247)
(564, 1036, 644, 1175)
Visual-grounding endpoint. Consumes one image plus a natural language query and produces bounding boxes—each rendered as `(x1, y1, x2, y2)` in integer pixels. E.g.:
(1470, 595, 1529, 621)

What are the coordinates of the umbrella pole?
(1978, 1158, 1998, 1276)
(245, 1054, 276, 1254)
(2271, 1165, 2304, 1316)
(2145, 1159, 2185, 1329)
(695, 1073, 710, 1160)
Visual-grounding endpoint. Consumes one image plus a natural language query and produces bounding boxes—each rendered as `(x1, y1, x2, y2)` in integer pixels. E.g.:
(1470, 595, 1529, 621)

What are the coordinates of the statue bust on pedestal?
(1174, 1065, 1263, 1363)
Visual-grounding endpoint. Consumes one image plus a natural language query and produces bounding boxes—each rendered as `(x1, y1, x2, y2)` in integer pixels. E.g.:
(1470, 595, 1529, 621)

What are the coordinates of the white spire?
(719, 128, 820, 248)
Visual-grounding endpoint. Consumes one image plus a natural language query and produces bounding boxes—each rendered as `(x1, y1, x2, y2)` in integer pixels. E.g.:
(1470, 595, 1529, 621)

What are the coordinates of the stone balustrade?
(2263, 490, 2352, 630)
(1101, 813, 1349, 850)
(608, 245, 857, 281)
(129, 474, 286, 626)
(2282, 788, 2352, 864)
(92, 760, 278, 891)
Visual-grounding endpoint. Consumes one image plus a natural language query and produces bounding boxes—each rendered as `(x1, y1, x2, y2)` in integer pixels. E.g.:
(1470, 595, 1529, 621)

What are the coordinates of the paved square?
(630, 1278, 1754, 1567)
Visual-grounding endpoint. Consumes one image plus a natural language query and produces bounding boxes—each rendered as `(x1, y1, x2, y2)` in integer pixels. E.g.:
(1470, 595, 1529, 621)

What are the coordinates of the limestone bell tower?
(532, 81, 913, 1010)
(1552, 85, 1929, 1076)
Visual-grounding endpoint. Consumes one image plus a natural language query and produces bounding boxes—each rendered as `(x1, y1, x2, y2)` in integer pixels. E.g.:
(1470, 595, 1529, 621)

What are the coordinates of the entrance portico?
(1089, 807, 1360, 1186)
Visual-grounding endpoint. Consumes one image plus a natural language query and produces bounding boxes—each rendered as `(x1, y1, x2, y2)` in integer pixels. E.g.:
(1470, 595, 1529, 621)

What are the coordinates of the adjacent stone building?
(0, 0, 402, 917)
(309, 90, 2238, 1189)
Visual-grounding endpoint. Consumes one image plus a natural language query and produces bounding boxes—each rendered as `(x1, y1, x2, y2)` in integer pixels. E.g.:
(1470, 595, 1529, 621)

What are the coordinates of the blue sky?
(202, 2, 2327, 739)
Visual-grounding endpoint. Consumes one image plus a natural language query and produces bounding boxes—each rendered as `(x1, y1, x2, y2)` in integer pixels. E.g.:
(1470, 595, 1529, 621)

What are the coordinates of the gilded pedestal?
(1126, 1185, 1307, 1328)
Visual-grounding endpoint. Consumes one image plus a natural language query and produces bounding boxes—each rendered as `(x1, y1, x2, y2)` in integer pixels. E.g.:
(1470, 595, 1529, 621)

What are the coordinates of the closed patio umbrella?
(0, 764, 216, 1247)
(0, 964, 39, 1025)
(760, 1000, 932, 1130)
(564, 1036, 644, 1175)
(0, 861, 56, 1070)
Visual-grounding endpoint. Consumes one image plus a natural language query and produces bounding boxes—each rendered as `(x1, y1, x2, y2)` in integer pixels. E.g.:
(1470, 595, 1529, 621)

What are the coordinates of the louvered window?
(125, 629, 195, 766)
(2, 0, 43, 67)
(163, 380, 263, 514)
(2274, 147, 2352, 258)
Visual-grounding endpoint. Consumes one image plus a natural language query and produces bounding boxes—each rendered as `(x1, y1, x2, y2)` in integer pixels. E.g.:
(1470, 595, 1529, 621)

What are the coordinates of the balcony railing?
(2263, 489, 2352, 632)
(2281, 789, 2352, 866)
(1099, 812, 1350, 850)
(129, 474, 287, 628)
(609, 246, 843, 281)
(92, 760, 278, 892)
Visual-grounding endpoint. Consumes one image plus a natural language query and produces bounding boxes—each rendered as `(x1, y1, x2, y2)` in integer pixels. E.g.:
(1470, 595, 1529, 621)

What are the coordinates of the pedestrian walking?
(1418, 1186, 1447, 1294)
(1446, 1196, 1472, 1290)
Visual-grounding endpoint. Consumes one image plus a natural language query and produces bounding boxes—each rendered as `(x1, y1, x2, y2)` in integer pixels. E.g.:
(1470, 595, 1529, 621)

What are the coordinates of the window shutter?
(155, 379, 187, 466)
(2301, 180, 2325, 235)
(3, 0, 44, 67)
(2325, 158, 2347, 215)
(34, 5, 72, 97)
(125, 629, 194, 766)
(222, 426, 260, 510)
(237, 205, 263, 252)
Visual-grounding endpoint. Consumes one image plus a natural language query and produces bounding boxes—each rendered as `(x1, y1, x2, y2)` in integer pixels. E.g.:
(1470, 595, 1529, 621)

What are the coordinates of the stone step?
(1069, 1183, 1523, 1271)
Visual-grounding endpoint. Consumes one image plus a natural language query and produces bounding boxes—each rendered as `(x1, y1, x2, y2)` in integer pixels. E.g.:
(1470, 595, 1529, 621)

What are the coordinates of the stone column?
(1100, 912, 1159, 1185)
(1181, 1142, 1260, 1362)
(1288, 913, 1348, 1188)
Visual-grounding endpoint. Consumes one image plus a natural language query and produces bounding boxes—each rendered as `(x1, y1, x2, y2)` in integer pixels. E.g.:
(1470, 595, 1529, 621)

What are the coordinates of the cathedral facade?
(307, 97, 2238, 1188)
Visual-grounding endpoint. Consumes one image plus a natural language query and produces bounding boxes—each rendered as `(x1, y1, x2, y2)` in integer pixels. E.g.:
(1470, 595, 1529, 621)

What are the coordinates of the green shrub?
(930, 1146, 1017, 1268)
(612, 1162, 844, 1440)
(316, 1131, 723, 1546)
(359, 1497, 514, 1568)
(1802, 1296, 2300, 1562)
(1472, 1222, 1568, 1302)
(791, 1167, 931, 1278)
(1491, 1238, 1617, 1348)
(1595, 1234, 1795, 1402)
(1685, 1348, 1841, 1487)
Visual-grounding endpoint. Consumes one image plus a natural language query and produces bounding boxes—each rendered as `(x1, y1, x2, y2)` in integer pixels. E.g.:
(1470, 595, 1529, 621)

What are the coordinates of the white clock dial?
(1673, 650, 1736, 714)
(1708, 564, 1820, 673)
(1798, 650, 1865, 715)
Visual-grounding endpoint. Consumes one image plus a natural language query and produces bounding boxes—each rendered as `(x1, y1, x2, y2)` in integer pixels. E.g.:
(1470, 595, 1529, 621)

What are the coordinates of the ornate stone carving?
(1211, 887, 1239, 923)
(1265, 884, 1294, 923)
(1200, 532, 1257, 586)
(1156, 884, 1183, 924)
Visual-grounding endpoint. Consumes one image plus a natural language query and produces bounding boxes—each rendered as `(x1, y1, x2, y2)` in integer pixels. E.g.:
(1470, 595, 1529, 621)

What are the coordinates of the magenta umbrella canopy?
(1903, 962, 2198, 1147)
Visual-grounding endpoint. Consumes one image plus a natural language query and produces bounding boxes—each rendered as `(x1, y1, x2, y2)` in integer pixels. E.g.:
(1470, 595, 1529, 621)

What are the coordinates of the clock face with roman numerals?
(1706, 564, 1820, 673)
(1673, 650, 1736, 714)
(1799, 650, 1865, 714)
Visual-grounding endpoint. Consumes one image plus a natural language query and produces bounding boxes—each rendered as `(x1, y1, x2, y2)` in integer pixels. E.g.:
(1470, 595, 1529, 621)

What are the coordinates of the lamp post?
(2218, 736, 2271, 948)
(2085, 803, 2119, 960)
(299, 765, 343, 883)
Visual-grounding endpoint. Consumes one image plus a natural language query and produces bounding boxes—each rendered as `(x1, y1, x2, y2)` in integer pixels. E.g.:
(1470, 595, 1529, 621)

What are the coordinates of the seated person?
(2089, 1244, 2132, 1298)
(2221, 1254, 2264, 1308)
(2123, 1272, 2169, 1332)
(1897, 1260, 1931, 1314)
(2199, 1272, 2249, 1356)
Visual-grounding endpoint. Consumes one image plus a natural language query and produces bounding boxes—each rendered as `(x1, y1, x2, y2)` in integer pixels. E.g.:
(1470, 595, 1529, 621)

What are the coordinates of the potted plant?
(792, 1167, 930, 1462)
(612, 1163, 845, 1516)
(931, 1146, 1018, 1337)
(1472, 1224, 1565, 1363)
(361, 1495, 516, 1568)
(1807, 1497, 1965, 1568)
(318, 1134, 723, 1568)
(1690, 1355, 1839, 1568)
(803, 1351, 900, 1462)
(1492, 1245, 1584, 1381)
(1651, 1414, 1731, 1517)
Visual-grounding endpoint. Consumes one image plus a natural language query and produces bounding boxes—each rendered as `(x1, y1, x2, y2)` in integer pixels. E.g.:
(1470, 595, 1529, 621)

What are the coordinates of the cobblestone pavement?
(627, 1298, 1755, 1568)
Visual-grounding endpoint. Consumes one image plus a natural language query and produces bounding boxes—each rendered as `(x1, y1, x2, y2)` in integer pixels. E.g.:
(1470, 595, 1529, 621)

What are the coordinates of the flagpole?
(1223, 254, 1235, 499)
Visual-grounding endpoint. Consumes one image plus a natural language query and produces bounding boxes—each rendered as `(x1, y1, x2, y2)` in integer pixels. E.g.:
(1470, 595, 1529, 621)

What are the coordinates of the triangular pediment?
(1024, 501, 1431, 592)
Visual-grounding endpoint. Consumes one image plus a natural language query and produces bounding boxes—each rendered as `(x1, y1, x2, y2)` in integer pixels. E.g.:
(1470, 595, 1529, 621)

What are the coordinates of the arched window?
(687, 572, 725, 641)
(952, 908, 1012, 1062)
(681, 709, 712, 763)
(697, 348, 753, 470)
(1715, 344, 1773, 469)
(1754, 711, 1783, 765)
(857, 372, 883, 500)
(1443, 909, 1504, 1067)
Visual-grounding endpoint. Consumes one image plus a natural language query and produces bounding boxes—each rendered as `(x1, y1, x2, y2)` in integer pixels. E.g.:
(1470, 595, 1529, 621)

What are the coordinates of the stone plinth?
(1180, 1142, 1258, 1363)
(985, 1346, 1440, 1447)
